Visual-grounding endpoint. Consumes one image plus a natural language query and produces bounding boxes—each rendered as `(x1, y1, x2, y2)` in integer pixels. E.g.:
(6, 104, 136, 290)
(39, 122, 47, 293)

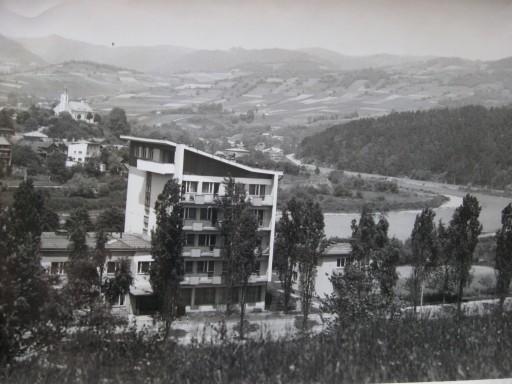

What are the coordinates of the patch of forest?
(297, 105, 512, 189)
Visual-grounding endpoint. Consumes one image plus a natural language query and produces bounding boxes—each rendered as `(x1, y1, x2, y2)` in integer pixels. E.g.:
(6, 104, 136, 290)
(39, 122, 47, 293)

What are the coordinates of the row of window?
(182, 208, 264, 226)
(185, 234, 217, 247)
(179, 286, 262, 306)
(185, 260, 215, 276)
(134, 146, 155, 160)
(182, 181, 267, 196)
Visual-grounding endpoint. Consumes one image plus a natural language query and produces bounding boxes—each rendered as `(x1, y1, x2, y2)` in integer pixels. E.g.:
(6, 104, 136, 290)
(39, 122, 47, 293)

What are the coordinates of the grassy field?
(4, 312, 512, 383)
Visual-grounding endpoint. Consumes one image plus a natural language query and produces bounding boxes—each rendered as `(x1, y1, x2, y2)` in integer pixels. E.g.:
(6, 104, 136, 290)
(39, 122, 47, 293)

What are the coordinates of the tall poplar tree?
(294, 199, 325, 330)
(231, 208, 260, 339)
(495, 203, 512, 311)
(448, 194, 482, 316)
(409, 208, 438, 314)
(216, 176, 249, 315)
(149, 178, 185, 338)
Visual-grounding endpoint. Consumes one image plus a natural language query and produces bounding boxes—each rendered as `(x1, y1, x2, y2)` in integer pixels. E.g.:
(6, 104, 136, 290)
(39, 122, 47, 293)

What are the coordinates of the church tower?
(60, 87, 69, 106)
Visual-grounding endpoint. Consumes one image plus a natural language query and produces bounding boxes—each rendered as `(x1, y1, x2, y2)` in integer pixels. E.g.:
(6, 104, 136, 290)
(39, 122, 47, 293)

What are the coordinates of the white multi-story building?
(41, 135, 281, 314)
(66, 140, 102, 167)
(121, 135, 282, 312)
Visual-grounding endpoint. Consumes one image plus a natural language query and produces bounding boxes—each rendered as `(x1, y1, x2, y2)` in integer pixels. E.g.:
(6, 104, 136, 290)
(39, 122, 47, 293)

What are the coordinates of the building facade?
(66, 140, 102, 166)
(54, 89, 94, 122)
(122, 135, 281, 312)
(0, 136, 12, 176)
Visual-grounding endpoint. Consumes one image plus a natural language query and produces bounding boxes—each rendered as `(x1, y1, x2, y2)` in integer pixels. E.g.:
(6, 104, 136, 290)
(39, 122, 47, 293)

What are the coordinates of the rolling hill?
(296, 105, 512, 188)
(0, 34, 46, 73)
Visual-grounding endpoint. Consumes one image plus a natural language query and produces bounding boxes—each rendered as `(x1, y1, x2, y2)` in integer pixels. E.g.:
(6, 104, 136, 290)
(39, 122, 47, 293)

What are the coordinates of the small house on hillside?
(66, 139, 101, 167)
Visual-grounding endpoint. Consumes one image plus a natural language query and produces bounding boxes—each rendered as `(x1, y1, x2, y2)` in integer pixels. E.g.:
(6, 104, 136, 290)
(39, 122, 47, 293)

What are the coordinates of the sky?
(1, 0, 512, 60)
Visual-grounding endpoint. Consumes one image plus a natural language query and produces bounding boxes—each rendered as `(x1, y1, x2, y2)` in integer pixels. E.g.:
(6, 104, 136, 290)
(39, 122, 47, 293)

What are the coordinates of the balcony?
(181, 193, 218, 204)
(181, 274, 223, 285)
(249, 274, 268, 283)
(248, 195, 274, 206)
(137, 159, 175, 175)
(182, 220, 219, 232)
(183, 247, 224, 258)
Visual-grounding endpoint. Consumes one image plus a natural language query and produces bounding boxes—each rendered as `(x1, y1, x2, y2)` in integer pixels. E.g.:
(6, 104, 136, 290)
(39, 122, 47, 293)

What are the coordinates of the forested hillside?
(297, 105, 512, 188)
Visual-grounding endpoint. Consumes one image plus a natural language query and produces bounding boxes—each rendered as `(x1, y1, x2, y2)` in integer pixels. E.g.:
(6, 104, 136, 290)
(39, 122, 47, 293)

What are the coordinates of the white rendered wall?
(124, 166, 147, 234)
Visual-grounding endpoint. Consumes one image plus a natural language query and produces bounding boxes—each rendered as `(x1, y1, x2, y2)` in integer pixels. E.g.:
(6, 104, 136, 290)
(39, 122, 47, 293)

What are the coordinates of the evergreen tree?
(409, 208, 438, 314)
(294, 199, 325, 330)
(231, 208, 260, 339)
(495, 203, 512, 311)
(216, 177, 249, 315)
(322, 206, 400, 326)
(149, 178, 185, 338)
(274, 198, 301, 313)
(0, 182, 61, 362)
(448, 194, 482, 316)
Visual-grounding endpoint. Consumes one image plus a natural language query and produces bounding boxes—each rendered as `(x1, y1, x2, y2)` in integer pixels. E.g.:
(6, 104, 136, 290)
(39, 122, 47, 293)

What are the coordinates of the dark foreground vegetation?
(4, 313, 512, 383)
(298, 104, 512, 189)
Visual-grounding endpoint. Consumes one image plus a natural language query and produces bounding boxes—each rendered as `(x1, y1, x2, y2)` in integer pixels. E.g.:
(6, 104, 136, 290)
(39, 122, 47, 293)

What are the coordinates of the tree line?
(3, 179, 512, 365)
(297, 105, 512, 189)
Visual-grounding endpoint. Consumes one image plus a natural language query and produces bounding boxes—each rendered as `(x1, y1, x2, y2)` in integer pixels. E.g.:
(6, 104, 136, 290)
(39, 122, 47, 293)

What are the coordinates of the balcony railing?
(182, 247, 224, 258)
(181, 193, 218, 204)
(182, 220, 220, 231)
(248, 195, 274, 206)
(181, 274, 223, 285)
(137, 159, 175, 175)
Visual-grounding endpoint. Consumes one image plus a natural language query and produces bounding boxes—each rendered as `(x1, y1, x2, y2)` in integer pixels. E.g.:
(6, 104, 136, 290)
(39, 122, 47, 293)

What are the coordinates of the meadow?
(4, 311, 512, 383)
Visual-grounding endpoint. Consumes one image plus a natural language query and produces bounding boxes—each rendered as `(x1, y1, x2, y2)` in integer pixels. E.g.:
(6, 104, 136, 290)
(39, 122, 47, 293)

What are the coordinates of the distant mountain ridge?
(12, 35, 437, 74)
(299, 47, 435, 71)
(15, 35, 193, 74)
(0, 34, 46, 73)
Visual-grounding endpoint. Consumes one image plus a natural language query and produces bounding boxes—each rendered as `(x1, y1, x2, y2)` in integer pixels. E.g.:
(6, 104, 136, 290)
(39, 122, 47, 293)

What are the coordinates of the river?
(323, 190, 512, 241)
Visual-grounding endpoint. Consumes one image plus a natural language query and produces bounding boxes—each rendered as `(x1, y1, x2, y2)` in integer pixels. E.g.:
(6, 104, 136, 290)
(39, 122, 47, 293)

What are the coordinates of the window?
(185, 261, 194, 274)
(184, 207, 197, 219)
(149, 148, 154, 160)
(253, 261, 261, 276)
(50, 262, 68, 275)
(146, 173, 152, 193)
(245, 286, 262, 303)
(249, 184, 266, 196)
(113, 294, 125, 306)
(198, 234, 216, 247)
(106, 261, 119, 274)
(197, 260, 215, 277)
(135, 146, 141, 157)
(200, 207, 214, 220)
(194, 288, 216, 305)
(138, 261, 152, 274)
(202, 182, 220, 194)
(183, 181, 198, 193)
(337, 258, 346, 268)
(178, 289, 192, 306)
(141, 147, 147, 158)
(145, 173, 152, 210)
(185, 234, 195, 246)
(253, 210, 264, 227)
(218, 287, 238, 304)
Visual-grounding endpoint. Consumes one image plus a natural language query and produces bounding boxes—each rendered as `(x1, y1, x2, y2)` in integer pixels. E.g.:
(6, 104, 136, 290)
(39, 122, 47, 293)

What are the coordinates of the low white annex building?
(54, 89, 94, 122)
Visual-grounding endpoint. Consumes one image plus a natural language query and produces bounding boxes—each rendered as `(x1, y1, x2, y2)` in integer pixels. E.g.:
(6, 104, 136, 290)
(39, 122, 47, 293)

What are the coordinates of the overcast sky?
(1, 0, 512, 60)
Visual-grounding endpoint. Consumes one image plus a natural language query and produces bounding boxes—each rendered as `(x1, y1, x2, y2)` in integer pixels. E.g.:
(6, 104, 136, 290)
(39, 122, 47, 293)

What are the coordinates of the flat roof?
(324, 242, 352, 256)
(121, 135, 283, 177)
(41, 232, 151, 251)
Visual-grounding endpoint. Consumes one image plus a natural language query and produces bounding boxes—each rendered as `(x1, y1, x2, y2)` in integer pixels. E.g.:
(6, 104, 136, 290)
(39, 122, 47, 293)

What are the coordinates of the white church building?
(54, 88, 94, 122)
